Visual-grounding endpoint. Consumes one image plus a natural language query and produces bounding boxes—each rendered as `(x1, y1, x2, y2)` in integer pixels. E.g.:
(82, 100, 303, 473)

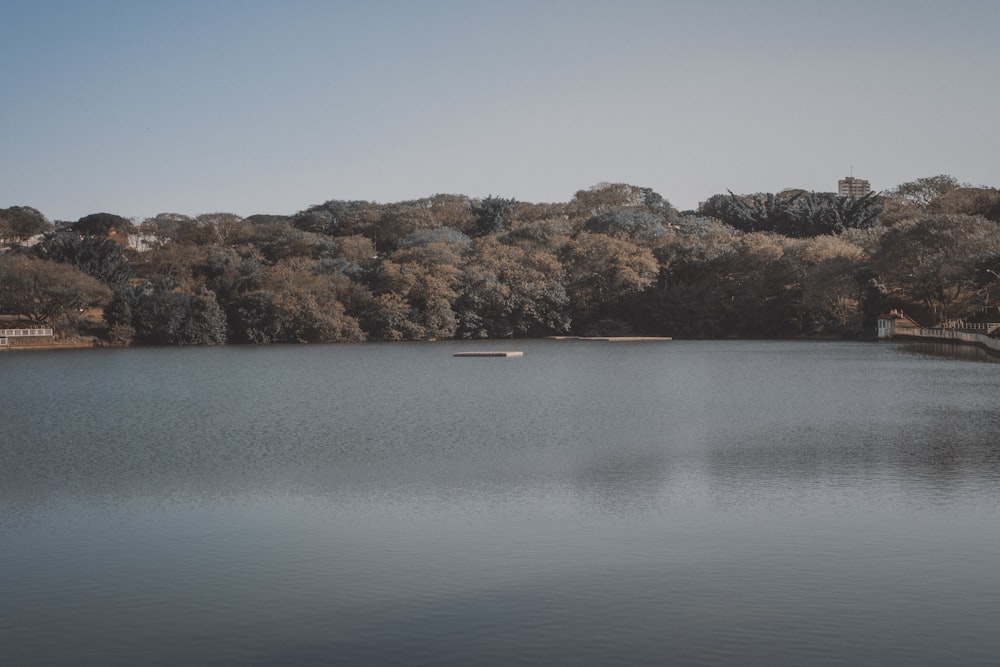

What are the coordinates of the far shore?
(3, 334, 890, 352)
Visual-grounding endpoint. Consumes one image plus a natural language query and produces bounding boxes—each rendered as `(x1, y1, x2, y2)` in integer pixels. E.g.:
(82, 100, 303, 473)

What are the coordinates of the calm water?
(2, 340, 999, 666)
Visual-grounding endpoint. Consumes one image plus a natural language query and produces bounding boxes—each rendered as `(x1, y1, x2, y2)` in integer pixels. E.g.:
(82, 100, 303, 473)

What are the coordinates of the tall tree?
(583, 208, 666, 242)
(871, 214, 1000, 323)
(569, 183, 676, 221)
(702, 191, 881, 237)
(701, 191, 805, 234)
(796, 192, 883, 236)
(363, 241, 466, 340)
(0, 254, 111, 325)
(456, 237, 570, 338)
(131, 286, 228, 345)
(562, 232, 658, 331)
(0, 206, 51, 245)
(470, 196, 517, 236)
(887, 174, 962, 207)
(226, 263, 363, 344)
(31, 232, 131, 287)
(73, 212, 134, 236)
(929, 187, 1000, 222)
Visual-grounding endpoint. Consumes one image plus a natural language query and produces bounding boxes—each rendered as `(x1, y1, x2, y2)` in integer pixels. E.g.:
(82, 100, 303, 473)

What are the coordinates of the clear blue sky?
(2, 0, 998, 221)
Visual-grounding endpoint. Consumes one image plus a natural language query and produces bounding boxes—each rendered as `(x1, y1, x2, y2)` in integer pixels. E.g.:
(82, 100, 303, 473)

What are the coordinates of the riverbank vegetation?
(3, 175, 1000, 345)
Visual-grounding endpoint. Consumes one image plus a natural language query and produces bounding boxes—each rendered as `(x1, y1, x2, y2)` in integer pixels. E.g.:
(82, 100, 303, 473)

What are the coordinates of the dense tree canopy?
(73, 212, 133, 236)
(0, 206, 50, 245)
(583, 209, 666, 241)
(31, 232, 132, 286)
(471, 196, 517, 236)
(930, 187, 1000, 222)
(871, 214, 1000, 323)
(887, 175, 962, 207)
(131, 286, 228, 345)
(3, 176, 999, 345)
(701, 190, 882, 237)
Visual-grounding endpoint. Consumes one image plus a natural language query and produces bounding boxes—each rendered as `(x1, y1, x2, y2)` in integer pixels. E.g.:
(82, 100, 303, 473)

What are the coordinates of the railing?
(0, 328, 53, 337)
(894, 325, 1000, 354)
(938, 321, 1000, 334)
(0, 327, 53, 348)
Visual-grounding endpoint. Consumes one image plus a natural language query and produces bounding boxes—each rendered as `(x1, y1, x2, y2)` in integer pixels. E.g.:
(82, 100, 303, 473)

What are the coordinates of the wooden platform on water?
(546, 336, 672, 342)
(453, 351, 524, 358)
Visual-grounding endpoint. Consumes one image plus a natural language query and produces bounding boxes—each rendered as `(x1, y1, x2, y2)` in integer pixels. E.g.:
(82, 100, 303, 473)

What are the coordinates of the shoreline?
(2, 335, 874, 352)
(1, 341, 98, 351)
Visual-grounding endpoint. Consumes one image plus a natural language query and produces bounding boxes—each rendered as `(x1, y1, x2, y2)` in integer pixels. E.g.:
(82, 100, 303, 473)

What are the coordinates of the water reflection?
(570, 449, 671, 513)
(703, 409, 1000, 503)
(1, 342, 997, 519)
(4, 342, 1000, 665)
(901, 340, 1000, 363)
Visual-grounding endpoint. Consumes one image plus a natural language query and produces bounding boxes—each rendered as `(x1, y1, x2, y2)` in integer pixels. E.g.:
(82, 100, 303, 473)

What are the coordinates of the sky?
(2, 0, 998, 222)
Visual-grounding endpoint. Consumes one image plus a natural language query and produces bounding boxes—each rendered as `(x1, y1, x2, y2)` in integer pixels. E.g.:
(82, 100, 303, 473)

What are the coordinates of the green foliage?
(313, 257, 363, 277)
(583, 209, 666, 241)
(364, 244, 464, 340)
(871, 214, 1000, 323)
(141, 213, 189, 245)
(0, 206, 50, 245)
(0, 254, 111, 326)
(702, 191, 882, 237)
(972, 253, 1000, 317)
(796, 192, 883, 235)
(103, 287, 137, 344)
(131, 286, 228, 345)
(860, 278, 888, 334)
(562, 232, 658, 332)
(701, 191, 802, 233)
(974, 253, 1000, 287)
(471, 196, 517, 236)
(887, 174, 961, 207)
(570, 183, 677, 222)
(172, 218, 220, 246)
(73, 212, 133, 236)
(231, 220, 337, 263)
(10, 178, 1000, 346)
(292, 200, 377, 236)
(930, 187, 1000, 222)
(226, 265, 364, 344)
(228, 290, 362, 343)
(31, 232, 132, 286)
(398, 226, 472, 249)
(455, 238, 570, 338)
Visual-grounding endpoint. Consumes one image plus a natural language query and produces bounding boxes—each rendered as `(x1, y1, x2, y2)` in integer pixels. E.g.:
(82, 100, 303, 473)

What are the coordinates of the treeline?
(2, 176, 1000, 344)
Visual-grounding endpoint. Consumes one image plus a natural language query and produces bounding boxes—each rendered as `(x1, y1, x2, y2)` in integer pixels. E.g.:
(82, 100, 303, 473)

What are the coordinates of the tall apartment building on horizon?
(838, 176, 871, 197)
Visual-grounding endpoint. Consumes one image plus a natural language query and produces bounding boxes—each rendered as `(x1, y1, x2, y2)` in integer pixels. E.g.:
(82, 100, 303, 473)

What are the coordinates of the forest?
(2, 175, 1000, 345)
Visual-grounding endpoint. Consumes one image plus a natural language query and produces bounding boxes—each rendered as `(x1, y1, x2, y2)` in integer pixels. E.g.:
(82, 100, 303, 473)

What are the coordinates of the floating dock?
(579, 336, 671, 342)
(546, 336, 671, 342)
(453, 351, 524, 358)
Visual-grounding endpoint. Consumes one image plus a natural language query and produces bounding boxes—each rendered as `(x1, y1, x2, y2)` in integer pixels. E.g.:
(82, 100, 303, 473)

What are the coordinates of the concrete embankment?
(894, 327, 1000, 357)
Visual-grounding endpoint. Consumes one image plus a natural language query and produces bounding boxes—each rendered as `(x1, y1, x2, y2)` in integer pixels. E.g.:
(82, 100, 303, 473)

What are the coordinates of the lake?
(2, 340, 999, 666)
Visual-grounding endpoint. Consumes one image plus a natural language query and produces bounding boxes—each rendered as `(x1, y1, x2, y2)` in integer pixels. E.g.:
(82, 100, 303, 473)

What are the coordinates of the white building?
(838, 176, 871, 198)
(876, 310, 920, 338)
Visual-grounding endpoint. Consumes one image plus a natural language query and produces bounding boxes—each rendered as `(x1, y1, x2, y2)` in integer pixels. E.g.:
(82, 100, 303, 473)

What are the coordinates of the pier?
(546, 336, 672, 342)
(453, 351, 524, 358)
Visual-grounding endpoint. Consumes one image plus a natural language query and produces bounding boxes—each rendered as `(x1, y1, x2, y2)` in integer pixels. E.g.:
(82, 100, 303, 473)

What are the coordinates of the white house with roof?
(876, 310, 921, 338)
